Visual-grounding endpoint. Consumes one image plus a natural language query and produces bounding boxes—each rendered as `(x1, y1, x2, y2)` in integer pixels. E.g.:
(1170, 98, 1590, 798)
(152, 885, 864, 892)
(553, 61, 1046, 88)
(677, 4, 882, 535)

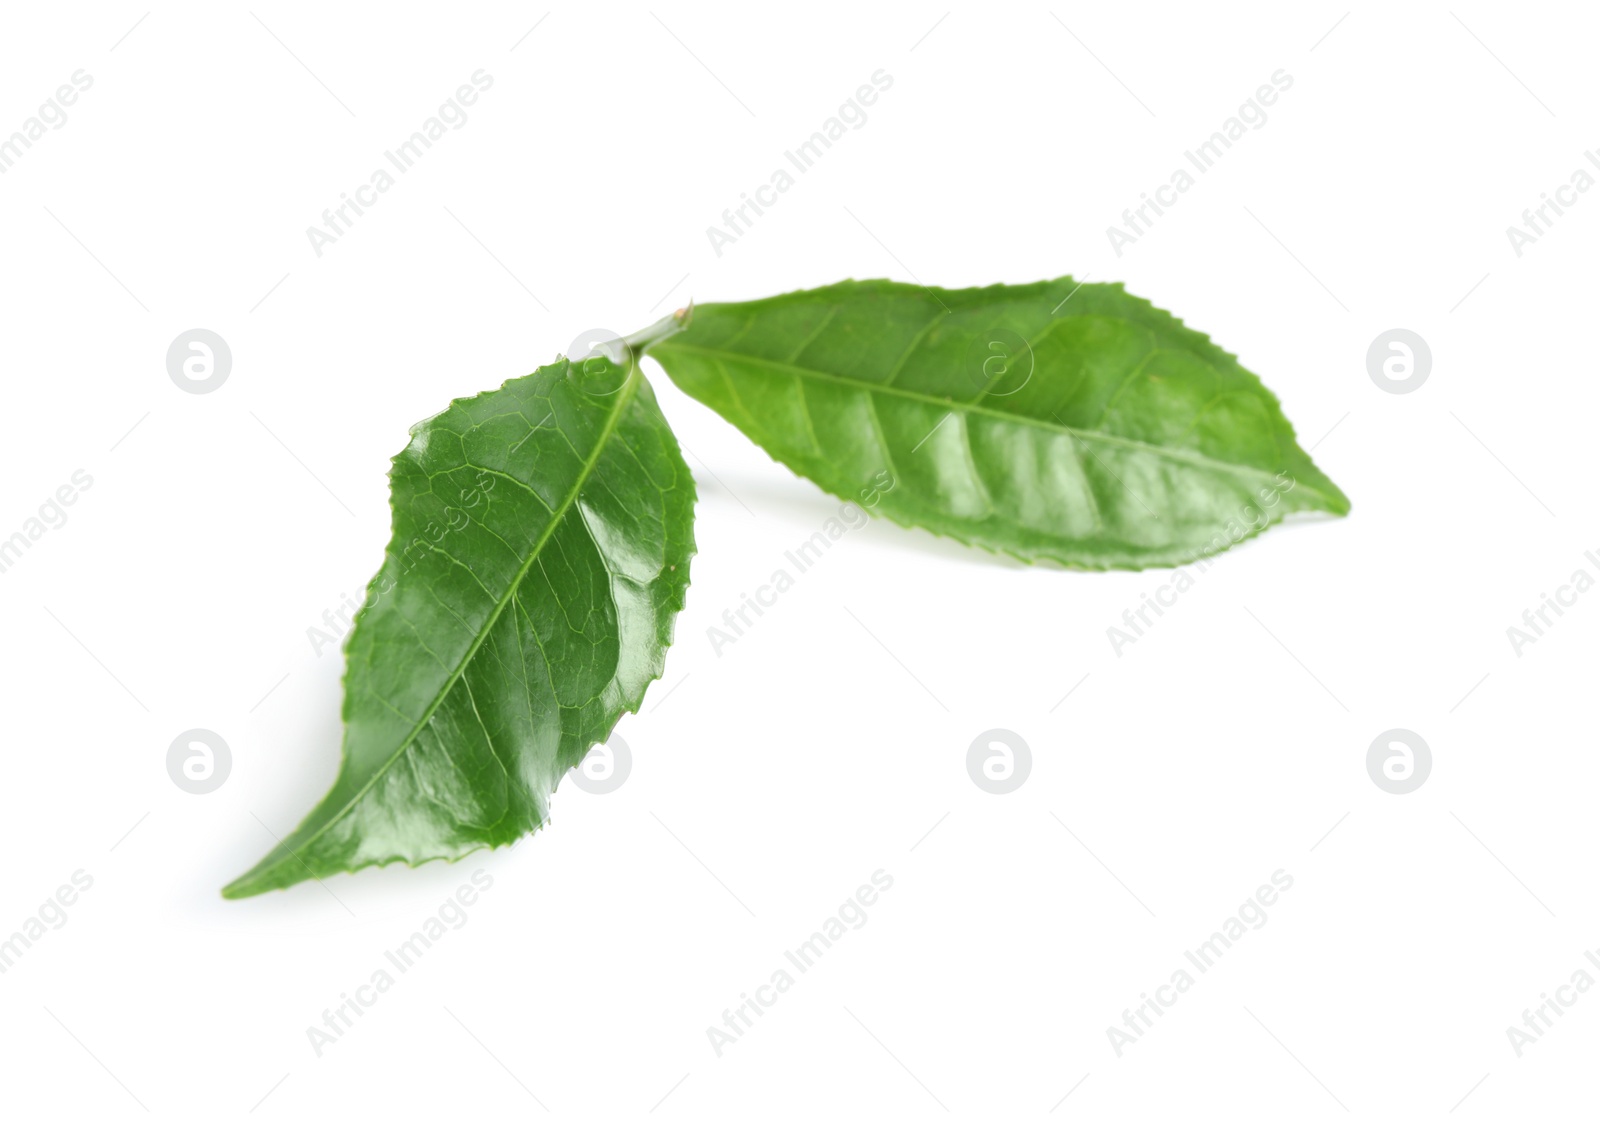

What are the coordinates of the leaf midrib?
(272, 366, 641, 870)
(652, 341, 1306, 491)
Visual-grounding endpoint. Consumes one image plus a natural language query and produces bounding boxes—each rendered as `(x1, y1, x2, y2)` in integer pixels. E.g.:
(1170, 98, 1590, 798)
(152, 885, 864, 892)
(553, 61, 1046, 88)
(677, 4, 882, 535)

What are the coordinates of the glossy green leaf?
(224, 357, 695, 898)
(647, 278, 1348, 568)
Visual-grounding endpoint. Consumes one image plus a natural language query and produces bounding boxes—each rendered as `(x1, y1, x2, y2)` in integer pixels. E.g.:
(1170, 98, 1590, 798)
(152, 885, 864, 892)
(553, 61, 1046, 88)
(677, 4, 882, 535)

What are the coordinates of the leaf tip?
(219, 875, 261, 901)
(1322, 483, 1353, 517)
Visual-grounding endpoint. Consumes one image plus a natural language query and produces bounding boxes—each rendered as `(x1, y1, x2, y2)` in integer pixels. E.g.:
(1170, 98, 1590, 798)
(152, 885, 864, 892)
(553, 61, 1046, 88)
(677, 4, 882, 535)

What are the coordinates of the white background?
(0, 2, 1594, 1121)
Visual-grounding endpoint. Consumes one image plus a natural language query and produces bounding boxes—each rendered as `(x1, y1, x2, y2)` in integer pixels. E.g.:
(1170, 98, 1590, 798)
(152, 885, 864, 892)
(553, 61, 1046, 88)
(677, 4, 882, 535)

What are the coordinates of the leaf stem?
(624, 303, 693, 355)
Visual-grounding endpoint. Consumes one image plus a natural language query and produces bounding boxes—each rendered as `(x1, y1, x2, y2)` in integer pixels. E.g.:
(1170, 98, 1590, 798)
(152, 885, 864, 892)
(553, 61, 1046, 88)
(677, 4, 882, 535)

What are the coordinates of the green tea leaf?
(224, 357, 695, 898)
(647, 278, 1347, 568)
